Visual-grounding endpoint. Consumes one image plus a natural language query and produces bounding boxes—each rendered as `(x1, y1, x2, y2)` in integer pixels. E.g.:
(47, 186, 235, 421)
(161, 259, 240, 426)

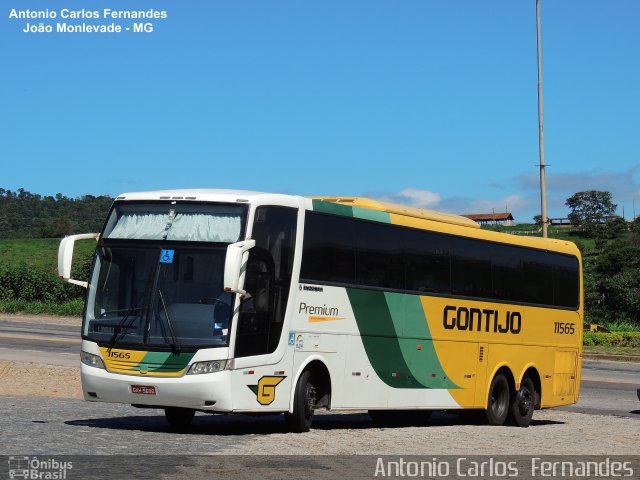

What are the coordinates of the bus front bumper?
(80, 364, 233, 411)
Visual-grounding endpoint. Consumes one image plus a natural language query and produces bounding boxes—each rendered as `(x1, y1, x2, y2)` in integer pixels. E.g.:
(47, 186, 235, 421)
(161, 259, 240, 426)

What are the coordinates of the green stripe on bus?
(139, 351, 195, 371)
(347, 288, 458, 390)
(384, 292, 458, 389)
(312, 200, 391, 223)
(312, 200, 354, 217)
(346, 288, 425, 389)
(352, 207, 390, 223)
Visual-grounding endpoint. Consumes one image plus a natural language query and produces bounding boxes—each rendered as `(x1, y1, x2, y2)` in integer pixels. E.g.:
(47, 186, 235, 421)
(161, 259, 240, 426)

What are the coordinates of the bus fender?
(288, 355, 332, 413)
(517, 362, 540, 390)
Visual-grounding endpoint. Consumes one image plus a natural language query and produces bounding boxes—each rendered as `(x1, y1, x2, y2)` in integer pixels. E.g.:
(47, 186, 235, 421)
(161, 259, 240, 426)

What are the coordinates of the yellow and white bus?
(58, 189, 582, 431)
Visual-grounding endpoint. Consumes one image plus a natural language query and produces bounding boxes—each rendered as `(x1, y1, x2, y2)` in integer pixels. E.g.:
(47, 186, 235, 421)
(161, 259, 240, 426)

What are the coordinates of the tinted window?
(236, 206, 297, 357)
(552, 255, 580, 308)
(451, 237, 493, 298)
(404, 229, 450, 294)
(492, 245, 523, 302)
(521, 250, 554, 305)
(301, 213, 355, 284)
(355, 221, 404, 290)
(300, 211, 579, 309)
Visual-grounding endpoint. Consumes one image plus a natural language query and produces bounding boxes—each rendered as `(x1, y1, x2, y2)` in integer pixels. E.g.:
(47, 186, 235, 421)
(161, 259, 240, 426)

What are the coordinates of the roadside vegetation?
(0, 238, 94, 316)
(0, 189, 108, 316)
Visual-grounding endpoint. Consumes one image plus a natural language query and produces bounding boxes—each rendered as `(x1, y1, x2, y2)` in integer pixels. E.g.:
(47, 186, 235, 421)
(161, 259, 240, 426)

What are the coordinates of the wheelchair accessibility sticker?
(160, 249, 175, 263)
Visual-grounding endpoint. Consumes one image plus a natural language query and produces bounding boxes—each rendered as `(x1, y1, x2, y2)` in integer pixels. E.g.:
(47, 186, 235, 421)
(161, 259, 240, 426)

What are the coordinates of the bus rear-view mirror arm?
(224, 239, 256, 296)
(58, 233, 100, 288)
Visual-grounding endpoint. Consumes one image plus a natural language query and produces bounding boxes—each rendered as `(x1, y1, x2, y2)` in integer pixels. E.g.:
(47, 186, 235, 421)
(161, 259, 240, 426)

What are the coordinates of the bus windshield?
(84, 246, 234, 350)
(83, 201, 248, 350)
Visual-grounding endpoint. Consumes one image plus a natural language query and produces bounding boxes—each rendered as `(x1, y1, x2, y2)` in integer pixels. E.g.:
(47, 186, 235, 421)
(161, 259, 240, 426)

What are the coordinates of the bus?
(58, 189, 582, 431)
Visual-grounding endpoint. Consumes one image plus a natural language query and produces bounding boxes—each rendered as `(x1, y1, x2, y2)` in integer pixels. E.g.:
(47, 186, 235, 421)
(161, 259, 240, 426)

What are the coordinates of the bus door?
(230, 206, 298, 411)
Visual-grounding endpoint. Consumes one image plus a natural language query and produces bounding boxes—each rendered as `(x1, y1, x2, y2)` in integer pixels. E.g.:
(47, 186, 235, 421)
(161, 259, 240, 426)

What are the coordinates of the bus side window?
(235, 206, 297, 358)
(235, 253, 273, 357)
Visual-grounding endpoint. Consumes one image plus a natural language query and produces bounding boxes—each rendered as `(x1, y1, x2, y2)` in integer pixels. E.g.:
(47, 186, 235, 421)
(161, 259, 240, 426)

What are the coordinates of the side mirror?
(58, 233, 99, 288)
(223, 239, 256, 295)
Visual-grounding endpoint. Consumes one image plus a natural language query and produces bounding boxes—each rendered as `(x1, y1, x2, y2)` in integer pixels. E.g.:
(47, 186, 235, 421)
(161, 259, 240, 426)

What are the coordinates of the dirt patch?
(0, 360, 81, 398)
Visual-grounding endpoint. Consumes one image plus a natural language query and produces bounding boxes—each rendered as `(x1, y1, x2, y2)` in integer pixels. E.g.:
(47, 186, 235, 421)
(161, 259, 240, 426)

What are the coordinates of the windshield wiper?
(106, 305, 146, 352)
(158, 289, 182, 355)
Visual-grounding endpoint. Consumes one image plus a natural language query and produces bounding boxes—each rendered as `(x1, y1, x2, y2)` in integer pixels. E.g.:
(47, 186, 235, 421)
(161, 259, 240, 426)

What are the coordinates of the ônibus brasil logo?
(8, 456, 72, 479)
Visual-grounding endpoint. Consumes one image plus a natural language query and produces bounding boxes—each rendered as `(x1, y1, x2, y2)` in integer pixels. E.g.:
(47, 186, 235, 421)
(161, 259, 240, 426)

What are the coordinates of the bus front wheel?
(485, 373, 510, 426)
(285, 370, 316, 433)
(508, 377, 535, 427)
(164, 407, 195, 429)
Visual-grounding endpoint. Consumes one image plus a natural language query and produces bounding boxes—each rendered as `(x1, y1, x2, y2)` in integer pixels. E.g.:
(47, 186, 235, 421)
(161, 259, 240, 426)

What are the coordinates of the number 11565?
(554, 322, 575, 334)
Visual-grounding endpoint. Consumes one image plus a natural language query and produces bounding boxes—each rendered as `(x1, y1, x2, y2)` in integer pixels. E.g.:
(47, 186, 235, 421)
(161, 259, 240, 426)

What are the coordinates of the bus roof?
(310, 196, 480, 229)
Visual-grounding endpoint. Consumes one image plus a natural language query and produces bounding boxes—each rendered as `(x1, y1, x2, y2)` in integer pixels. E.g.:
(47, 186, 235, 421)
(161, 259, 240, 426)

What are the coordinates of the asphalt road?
(559, 359, 640, 418)
(0, 319, 79, 366)
(1, 319, 638, 419)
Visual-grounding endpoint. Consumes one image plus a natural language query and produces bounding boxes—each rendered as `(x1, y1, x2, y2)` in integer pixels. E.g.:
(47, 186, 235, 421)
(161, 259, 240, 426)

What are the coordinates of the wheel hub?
(517, 388, 533, 415)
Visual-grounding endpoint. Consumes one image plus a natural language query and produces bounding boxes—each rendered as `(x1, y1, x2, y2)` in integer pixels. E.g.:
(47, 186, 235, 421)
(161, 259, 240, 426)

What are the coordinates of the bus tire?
(485, 373, 510, 426)
(164, 407, 195, 429)
(508, 377, 535, 427)
(285, 370, 316, 433)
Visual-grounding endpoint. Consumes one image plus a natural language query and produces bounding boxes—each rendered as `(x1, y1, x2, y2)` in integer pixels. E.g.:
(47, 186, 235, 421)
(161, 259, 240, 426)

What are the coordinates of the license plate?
(131, 385, 157, 395)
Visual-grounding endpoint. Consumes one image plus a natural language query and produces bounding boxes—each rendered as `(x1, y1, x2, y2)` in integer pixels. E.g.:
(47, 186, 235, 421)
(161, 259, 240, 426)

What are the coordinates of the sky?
(2, 0, 639, 223)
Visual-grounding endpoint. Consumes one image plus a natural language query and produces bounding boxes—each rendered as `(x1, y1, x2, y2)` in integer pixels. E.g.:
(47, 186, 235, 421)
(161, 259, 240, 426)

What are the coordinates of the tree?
(566, 191, 616, 226)
(0, 188, 113, 239)
(630, 217, 640, 247)
(589, 238, 640, 325)
(604, 216, 628, 238)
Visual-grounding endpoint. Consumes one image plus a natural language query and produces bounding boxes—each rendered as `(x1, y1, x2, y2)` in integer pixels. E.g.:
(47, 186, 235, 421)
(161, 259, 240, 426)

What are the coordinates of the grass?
(0, 299, 84, 316)
(0, 238, 94, 316)
(598, 320, 640, 333)
(583, 345, 640, 357)
(0, 237, 96, 273)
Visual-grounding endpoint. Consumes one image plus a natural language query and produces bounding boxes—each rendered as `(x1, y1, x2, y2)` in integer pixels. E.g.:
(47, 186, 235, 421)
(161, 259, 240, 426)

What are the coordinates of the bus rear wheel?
(285, 370, 316, 433)
(508, 377, 535, 427)
(164, 407, 195, 429)
(485, 373, 510, 426)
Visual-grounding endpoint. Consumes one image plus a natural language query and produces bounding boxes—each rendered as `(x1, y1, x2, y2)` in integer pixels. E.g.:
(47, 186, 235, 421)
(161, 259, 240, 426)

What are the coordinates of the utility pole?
(536, 0, 548, 238)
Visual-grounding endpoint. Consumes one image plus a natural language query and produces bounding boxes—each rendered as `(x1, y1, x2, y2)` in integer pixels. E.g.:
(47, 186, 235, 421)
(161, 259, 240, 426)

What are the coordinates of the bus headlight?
(81, 351, 106, 369)
(187, 360, 227, 375)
